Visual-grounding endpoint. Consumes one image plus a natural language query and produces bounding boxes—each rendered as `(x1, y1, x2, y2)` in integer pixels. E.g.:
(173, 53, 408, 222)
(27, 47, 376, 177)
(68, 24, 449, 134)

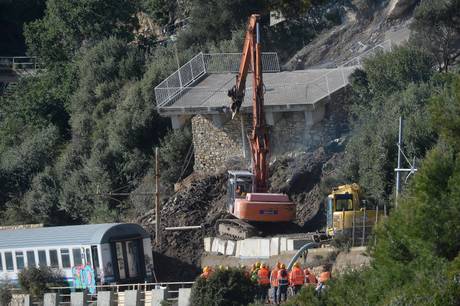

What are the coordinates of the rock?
(387, 0, 418, 19)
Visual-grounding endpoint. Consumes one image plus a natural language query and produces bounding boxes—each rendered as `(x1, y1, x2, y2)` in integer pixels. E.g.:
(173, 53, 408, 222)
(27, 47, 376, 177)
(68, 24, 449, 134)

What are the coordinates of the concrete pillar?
(178, 288, 192, 306)
(265, 111, 281, 126)
(171, 115, 190, 129)
(150, 288, 168, 306)
(211, 114, 224, 128)
(44, 293, 61, 306)
(71, 292, 88, 306)
(97, 291, 114, 306)
(23, 294, 32, 306)
(124, 290, 141, 306)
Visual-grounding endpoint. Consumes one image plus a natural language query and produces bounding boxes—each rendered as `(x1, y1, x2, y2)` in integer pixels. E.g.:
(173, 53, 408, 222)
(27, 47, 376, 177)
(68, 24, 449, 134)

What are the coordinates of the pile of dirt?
(140, 141, 346, 281)
(140, 174, 228, 281)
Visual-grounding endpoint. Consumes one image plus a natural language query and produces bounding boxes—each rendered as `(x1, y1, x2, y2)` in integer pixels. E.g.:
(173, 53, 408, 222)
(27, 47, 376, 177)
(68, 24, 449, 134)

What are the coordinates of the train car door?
(115, 242, 127, 280)
(112, 239, 144, 282)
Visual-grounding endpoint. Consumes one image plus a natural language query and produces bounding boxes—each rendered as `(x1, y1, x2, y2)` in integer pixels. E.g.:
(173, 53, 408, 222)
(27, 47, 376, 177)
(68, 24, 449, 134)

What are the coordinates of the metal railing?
(154, 40, 392, 111)
(47, 281, 194, 305)
(203, 52, 280, 73)
(0, 56, 40, 71)
(154, 52, 280, 108)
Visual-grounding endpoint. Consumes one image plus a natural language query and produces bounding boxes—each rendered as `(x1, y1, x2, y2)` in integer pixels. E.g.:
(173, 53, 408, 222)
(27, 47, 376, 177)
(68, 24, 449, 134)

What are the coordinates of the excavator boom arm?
(228, 14, 269, 192)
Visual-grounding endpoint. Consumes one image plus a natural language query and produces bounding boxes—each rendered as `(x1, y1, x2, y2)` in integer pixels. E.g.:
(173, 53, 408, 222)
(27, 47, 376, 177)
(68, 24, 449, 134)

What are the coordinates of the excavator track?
(216, 219, 259, 240)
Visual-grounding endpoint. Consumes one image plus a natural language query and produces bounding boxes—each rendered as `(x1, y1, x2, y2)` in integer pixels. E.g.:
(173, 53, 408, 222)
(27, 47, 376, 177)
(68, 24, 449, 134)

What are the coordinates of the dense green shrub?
(191, 268, 256, 306)
(18, 267, 64, 298)
(0, 284, 12, 306)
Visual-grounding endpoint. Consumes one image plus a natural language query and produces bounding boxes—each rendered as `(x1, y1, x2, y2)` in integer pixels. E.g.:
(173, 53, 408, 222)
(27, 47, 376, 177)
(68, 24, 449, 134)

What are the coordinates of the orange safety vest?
(277, 269, 289, 286)
(319, 271, 331, 283)
(304, 269, 317, 284)
(290, 267, 305, 285)
(270, 268, 279, 287)
(201, 271, 211, 279)
(257, 267, 270, 285)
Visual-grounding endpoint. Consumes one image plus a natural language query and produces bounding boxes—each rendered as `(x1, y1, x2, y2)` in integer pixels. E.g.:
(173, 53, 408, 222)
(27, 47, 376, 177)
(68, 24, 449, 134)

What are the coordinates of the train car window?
(5, 252, 13, 271)
(85, 248, 92, 265)
(0, 252, 3, 271)
(38, 250, 47, 267)
(26, 251, 36, 268)
(60, 249, 71, 268)
(91, 246, 100, 270)
(49, 250, 59, 268)
(15, 252, 25, 270)
(72, 248, 82, 266)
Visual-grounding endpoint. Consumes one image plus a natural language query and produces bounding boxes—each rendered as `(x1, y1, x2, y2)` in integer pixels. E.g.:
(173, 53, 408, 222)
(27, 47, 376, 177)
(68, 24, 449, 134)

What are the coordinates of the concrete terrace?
(154, 41, 392, 128)
(158, 66, 356, 116)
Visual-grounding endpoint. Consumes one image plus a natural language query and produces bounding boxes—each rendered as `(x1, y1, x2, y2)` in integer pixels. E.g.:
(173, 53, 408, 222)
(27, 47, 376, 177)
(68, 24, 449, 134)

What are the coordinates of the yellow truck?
(326, 184, 385, 242)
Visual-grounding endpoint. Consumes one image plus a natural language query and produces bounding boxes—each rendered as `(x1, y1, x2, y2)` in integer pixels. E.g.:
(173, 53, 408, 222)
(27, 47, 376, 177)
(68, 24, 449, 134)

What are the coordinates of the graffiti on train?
(72, 264, 96, 294)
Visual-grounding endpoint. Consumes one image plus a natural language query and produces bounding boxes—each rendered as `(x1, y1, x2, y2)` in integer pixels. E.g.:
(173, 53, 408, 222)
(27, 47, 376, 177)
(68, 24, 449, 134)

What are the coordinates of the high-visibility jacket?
(277, 269, 289, 286)
(200, 271, 211, 279)
(304, 269, 317, 284)
(270, 268, 279, 287)
(257, 267, 270, 285)
(251, 268, 259, 283)
(290, 267, 305, 285)
(319, 271, 331, 283)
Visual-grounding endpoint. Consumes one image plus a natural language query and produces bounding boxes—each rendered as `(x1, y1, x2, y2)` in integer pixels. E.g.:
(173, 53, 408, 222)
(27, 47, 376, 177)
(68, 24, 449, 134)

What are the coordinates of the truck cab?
(326, 184, 383, 239)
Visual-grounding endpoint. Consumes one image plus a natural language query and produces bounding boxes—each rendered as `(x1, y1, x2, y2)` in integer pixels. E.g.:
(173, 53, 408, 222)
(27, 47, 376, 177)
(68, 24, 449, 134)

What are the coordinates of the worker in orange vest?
(270, 262, 281, 304)
(200, 266, 212, 279)
(304, 267, 317, 285)
(316, 265, 331, 293)
(257, 263, 270, 303)
(277, 263, 289, 303)
(289, 262, 305, 294)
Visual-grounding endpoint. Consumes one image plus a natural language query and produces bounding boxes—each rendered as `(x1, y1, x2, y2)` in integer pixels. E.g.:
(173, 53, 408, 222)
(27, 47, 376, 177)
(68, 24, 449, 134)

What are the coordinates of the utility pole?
(394, 117, 418, 207)
(395, 117, 403, 207)
(155, 147, 161, 246)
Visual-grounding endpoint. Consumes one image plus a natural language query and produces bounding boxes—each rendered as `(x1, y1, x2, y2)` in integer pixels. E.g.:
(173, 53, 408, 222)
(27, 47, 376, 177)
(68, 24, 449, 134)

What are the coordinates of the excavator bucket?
(228, 86, 243, 119)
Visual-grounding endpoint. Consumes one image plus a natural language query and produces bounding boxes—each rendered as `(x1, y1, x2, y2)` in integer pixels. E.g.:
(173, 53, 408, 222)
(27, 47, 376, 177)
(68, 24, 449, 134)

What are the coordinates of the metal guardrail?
(0, 56, 39, 71)
(154, 52, 280, 108)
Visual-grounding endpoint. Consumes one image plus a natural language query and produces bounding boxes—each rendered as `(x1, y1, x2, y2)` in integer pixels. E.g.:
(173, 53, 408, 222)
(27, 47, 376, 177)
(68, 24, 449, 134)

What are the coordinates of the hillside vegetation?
(0, 0, 339, 225)
(1, 0, 460, 303)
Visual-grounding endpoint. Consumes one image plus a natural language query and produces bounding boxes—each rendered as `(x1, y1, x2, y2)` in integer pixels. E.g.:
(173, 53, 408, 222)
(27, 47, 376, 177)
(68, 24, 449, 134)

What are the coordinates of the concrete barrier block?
(238, 238, 270, 258)
(204, 237, 213, 252)
(211, 237, 220, 253)
(178, 288, 192, 306)
(124, 290, 141, 306)
(235, 240, 241, 257)
(71, 292, 88, 306)
(280, 237, 287, 252)
(270, 237, 280, 256)
(44, 293, 61, 306)
(217, 238, 227, 255)
(151, 288, 168, 305)
(97, 291, 114, 306)
(226, 240, 236, 256)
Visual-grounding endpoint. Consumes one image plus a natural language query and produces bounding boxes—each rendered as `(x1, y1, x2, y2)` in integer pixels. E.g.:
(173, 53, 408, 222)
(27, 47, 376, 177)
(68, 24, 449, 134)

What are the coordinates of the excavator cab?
(227, 170, 253, 214)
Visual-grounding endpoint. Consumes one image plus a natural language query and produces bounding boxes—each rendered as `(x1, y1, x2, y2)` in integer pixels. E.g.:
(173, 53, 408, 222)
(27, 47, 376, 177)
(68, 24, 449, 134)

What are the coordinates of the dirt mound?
(141, 174, 228, 281)
(140, 143, 346, 281)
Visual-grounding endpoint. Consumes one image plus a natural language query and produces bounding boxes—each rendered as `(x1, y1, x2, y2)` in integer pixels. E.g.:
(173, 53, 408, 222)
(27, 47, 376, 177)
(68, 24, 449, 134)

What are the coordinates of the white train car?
(0, 223, 154, 285)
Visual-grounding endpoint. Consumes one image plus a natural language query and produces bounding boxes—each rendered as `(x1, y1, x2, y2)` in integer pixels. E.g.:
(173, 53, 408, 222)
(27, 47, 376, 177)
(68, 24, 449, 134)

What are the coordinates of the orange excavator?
(216, 14, 296, 239)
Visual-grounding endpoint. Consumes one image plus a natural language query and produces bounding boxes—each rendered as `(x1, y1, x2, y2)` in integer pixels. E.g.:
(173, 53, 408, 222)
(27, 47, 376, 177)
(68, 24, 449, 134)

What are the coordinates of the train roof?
(0, 223, 150, 249)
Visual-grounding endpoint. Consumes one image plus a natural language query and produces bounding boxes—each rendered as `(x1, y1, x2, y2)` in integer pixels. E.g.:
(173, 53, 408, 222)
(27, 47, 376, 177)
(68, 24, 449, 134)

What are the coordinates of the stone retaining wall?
(192, 88, 350, 173)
